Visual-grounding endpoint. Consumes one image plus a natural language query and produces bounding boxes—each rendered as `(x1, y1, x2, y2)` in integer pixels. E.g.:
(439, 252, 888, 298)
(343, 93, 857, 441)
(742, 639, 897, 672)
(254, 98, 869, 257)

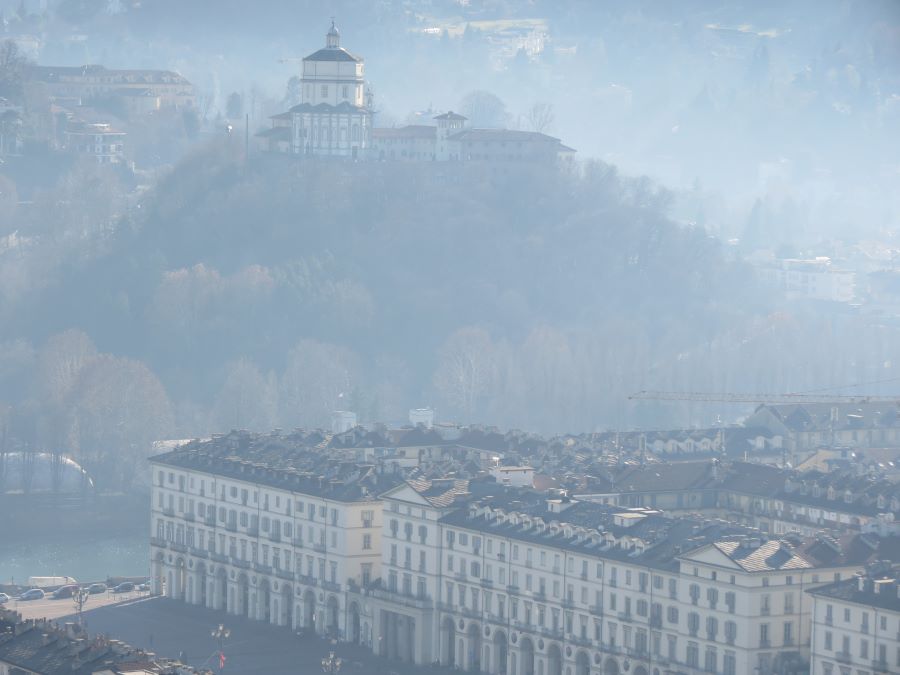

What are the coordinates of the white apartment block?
(808, 563, 900, 675)
(149, 434, 898, 675)
(368, 481, 893, 675)
(149, 433, 393, 644)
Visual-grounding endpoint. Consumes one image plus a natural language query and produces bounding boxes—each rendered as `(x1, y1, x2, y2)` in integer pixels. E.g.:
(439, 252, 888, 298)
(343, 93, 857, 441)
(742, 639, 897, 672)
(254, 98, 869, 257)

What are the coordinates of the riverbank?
(0, 493, 149, 585)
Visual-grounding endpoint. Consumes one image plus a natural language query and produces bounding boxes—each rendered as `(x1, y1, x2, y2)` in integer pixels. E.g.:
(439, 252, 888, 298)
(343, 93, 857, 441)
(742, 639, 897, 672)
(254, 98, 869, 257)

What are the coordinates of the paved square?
(70, 596, 435, 675)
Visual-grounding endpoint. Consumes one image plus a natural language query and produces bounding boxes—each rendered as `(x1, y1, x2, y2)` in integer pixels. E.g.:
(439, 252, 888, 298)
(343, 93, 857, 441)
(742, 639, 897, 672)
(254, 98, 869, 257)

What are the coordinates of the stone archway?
(520, 637, 535, 675)
(348, 602, 361, 644)
(152, 552, 165, 595)
(174, 557, 187, 601)
(547, 644, 562, 675)
(237, 574, 250, 618)
(194, 562, 207, 606)
(466, 623, 482, 672)
(258, 578, 272, 623)
(326, 595, 339, 637)
(303, 589, 316, 630)
(603, 657, 620, 675)
(575, 651, 590, 675)
(215, 568, 227, 611)
(281, 585, 293, 628)
(493, 631, 508, 674)
(441, 617, 456, 667)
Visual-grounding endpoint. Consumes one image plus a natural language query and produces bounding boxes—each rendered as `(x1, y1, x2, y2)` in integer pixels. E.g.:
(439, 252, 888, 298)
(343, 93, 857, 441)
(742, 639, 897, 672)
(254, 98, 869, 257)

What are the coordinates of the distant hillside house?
(65, 121, 125, 164)
(260, 22, 372, 158)
(746, 402, 900, 452)
(26, 64, 196, 112)
(370, 112, 575, 163)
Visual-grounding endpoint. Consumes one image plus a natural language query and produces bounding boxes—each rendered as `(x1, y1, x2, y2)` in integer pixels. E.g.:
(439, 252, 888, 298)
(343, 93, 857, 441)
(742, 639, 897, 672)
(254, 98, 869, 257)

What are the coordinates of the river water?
(0, 533, 148, 585)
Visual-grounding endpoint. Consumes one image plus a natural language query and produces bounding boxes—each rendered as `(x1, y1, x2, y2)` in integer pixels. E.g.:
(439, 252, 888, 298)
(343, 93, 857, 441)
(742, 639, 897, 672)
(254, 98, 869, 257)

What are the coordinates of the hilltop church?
(259, 23, 574, 163)
(259, 21, 372, 158)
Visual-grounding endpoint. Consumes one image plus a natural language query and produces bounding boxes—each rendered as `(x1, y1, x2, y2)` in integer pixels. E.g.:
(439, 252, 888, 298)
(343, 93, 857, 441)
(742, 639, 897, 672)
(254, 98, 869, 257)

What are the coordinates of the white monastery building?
(259, 23, 573, 163)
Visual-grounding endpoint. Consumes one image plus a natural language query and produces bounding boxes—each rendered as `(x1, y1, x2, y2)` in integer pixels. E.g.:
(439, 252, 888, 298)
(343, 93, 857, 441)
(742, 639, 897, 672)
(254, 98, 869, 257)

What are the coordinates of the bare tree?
(36, 329, 97, 406)
(433, 327, 498, 421)
(67, 355, 173, 489)
(0, 40, 28, 102)
(459, 90, 508, 128)
(212, 359, 278, 432)
(280, 339, 360, 429)
(526, 102, 555, 134)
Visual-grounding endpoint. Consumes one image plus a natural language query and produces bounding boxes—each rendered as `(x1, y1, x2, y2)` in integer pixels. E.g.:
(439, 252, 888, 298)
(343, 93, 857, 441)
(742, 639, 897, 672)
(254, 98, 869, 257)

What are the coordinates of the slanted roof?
(303, 47, 361, 63)
(714, 539, 811, 572)
(434, 111, 467, 121)
(448, 128, 562, 144)
(255, 126, 291, 141)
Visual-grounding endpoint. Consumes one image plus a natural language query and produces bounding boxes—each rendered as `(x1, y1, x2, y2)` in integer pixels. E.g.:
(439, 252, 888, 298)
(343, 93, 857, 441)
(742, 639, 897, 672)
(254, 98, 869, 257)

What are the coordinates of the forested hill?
(1, 143, 772, 486)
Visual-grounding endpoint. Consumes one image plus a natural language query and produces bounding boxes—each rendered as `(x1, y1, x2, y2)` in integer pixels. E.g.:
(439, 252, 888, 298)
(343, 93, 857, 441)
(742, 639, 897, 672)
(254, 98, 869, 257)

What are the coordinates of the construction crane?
(628, 390, 900, 404)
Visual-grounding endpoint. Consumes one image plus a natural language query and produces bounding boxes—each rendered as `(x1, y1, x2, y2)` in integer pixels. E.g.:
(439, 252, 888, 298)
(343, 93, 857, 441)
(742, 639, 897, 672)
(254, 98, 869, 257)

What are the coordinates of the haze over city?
(0, 2, 898, 675)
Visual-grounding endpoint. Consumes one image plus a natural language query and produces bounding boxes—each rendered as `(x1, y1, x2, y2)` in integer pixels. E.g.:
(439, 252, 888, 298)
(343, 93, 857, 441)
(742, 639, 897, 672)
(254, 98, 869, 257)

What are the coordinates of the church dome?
(326, 20, 341, 48)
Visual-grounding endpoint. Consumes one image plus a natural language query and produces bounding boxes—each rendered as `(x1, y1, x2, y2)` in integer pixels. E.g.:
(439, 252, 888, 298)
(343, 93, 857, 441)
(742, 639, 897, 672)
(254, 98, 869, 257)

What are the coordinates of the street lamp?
(322, 651, 342, 674)
(211, 624, 231, 673)
(73, 587, 90, 627)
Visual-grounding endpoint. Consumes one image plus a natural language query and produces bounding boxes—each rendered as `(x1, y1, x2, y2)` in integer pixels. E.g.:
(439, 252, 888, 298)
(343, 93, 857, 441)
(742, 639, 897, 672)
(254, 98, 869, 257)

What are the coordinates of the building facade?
(808, 563, 900, 675)
(368, 481, 886, 675)
(149, 434, 898, 675)
(263, 23, 372, 158)
(149, 434, 391, 645)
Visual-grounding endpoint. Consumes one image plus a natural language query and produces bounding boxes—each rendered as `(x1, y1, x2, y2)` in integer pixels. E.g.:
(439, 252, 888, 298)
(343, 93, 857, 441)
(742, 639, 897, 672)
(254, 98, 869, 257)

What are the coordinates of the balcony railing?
(480, 578, 494, 588)
(269, 531, 281, 543)
(253, 562, 273, 574)
(163, 507, 175, 517)
(313, 542, 326, 553)
(297, 574, 317, 587)
(225, 522, 237, 532)
(872, 660, 889, 673)
(367, 587, 434, 610)
(210, 551, 229, 563)
(231, 557, 251, 569)
(184, 512, 195, 522)
(834, 651, 852, 664)
(589, 605, 603, 616)
(322, 580, 341, 593)
(170, 542, 188, 553)
(204, 515, 217, 527)
(189, 546, 209, 559)
(292, 538, 304, 548)
(275, 569, 294, 581)
(506, 585, 520, 594)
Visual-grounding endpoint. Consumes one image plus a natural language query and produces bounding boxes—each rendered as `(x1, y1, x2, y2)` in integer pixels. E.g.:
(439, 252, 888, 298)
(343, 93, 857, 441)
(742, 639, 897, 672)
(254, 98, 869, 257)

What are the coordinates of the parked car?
(0, 592, 9, 604)
(52, 585, 79, 599)
(19, 588, 45, 601)
(112, 582, 134, 593)
(86, 583, 107, 595)
(137, 582, 150, 592)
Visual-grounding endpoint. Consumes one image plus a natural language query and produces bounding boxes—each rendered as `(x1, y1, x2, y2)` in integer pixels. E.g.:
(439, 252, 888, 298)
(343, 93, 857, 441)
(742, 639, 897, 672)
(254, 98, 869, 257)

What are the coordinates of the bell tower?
(326, 19, 340, 49)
